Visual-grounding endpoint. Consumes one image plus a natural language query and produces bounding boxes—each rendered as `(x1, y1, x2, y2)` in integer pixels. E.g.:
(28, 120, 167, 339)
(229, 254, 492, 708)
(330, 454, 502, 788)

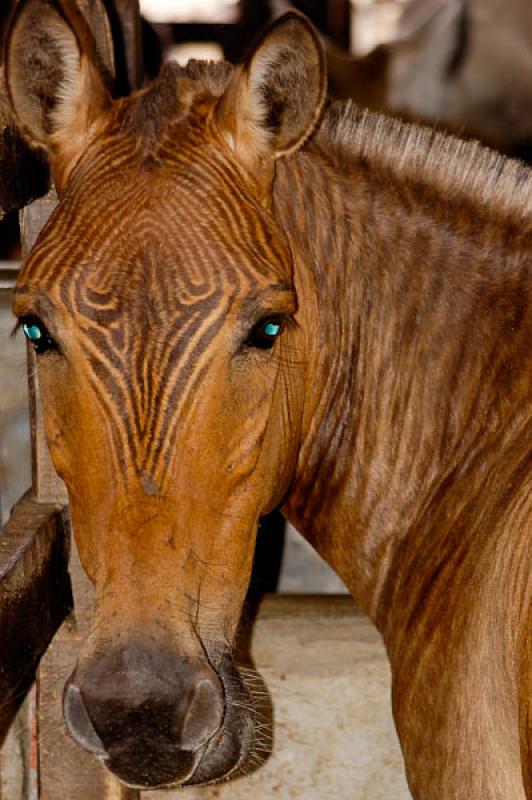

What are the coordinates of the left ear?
(215, 11, 326, 194)
(4, 0, 114, 193)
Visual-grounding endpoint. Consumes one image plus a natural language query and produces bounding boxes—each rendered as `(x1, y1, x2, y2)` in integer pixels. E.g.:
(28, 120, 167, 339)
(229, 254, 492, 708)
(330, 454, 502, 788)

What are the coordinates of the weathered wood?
(37, 539, 140, 800)
(0, 263, 19, 291)
(26, 345, 69, 506)
(0, 494, 72, 745)
(19, 190, 57, 253)
(0, 694, 32, 799)
(19, 193, 69, 508)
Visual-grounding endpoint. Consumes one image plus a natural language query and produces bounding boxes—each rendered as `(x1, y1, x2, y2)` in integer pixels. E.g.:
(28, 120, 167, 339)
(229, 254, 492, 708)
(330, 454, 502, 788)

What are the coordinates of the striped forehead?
(22, 178, 289, 296)
(15, 161, 291, 480)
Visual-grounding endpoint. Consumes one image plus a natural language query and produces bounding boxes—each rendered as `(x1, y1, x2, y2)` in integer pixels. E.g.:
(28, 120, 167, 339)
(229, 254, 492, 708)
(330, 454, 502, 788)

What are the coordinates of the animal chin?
(108, 709, 255, 790)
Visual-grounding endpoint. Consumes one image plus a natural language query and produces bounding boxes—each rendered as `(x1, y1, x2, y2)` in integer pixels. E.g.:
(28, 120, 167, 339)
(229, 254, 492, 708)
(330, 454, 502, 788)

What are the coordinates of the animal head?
(5, 0, 326, 788)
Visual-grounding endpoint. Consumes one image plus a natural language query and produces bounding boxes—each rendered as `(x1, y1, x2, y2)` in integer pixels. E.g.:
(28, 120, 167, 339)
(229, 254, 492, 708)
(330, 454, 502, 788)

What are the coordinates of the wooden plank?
(0, 694, 31, 800)
(26, 344, 69, 506)
(38, 540, 139, 800)
(19, 193, 69, 508)
(0, 494, 72, 745)
(0, 263, 19, 291)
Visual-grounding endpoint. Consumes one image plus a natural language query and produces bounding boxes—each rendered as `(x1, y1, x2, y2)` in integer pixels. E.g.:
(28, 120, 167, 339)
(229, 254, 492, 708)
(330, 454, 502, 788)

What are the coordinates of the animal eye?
(247, 316, 284, 350)
(20, 316, 57, 355)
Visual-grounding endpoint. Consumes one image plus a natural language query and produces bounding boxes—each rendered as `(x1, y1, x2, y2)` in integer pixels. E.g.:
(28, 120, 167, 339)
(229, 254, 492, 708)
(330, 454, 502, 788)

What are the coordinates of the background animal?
(327, 0, 532, 160)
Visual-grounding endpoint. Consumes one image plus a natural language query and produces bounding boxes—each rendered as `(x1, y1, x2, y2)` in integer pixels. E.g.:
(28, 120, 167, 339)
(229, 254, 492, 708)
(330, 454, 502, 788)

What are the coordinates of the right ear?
(214, 11, 326, 202)
(4, 0, 114, 192)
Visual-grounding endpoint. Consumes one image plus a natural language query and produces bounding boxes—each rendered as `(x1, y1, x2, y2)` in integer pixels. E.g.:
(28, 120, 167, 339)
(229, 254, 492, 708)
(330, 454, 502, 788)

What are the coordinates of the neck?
(273, 131, 532, 795)
(274, 128, 531, 631)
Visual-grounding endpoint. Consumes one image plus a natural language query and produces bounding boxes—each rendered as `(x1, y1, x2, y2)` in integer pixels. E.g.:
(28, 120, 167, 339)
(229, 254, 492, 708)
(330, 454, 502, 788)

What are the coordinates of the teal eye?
(20, 316, 56, 355)
(23, 322, 43, 341)
(247, 316, 284, 350)
(263, 322, 281, 337)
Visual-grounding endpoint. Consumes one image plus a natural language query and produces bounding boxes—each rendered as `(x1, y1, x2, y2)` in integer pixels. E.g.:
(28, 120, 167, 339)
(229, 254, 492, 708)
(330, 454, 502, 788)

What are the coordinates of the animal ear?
(215, 11, 326, 185)
(4, 0, 114, 192)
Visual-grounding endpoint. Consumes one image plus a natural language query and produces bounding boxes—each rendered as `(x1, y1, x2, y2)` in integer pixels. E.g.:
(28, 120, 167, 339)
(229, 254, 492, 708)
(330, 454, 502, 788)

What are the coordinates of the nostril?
(63, 682, 107, 758)
(181, 678, 225, 751)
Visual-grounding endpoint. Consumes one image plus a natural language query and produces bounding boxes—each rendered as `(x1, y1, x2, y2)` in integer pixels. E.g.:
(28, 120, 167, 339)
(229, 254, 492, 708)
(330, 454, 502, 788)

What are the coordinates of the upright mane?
(174, 59, 532, 223)
(315, 101, 532, 223)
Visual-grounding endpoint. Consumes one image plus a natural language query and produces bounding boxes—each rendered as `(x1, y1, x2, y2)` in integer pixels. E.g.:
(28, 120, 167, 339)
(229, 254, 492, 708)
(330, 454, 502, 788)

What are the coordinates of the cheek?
(247, 365, 303, 508)
(38, 362, 75, 477)
(38, 364, 101, 485)
(224, 370, 291, 504)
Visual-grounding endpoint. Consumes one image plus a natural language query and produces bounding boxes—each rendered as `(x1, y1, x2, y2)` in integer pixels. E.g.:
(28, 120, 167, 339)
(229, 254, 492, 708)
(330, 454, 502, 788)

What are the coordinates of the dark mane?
(175, 59, 532, 222)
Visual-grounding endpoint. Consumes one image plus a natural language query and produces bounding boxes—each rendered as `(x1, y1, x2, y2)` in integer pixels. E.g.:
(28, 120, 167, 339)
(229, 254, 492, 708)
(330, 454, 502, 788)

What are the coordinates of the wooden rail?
(0, 495, 71, 745)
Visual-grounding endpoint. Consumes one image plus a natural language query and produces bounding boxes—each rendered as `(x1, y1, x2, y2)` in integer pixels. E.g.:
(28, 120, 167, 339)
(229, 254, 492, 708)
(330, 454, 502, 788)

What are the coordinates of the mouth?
(180, 654, 257, 788)
(114, 702, 256, 791)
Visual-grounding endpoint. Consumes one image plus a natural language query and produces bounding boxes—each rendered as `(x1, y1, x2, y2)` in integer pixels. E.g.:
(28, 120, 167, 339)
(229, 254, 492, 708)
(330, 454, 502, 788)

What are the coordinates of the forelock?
(118, 60, 234, 148)
(172, 59, 234, 97)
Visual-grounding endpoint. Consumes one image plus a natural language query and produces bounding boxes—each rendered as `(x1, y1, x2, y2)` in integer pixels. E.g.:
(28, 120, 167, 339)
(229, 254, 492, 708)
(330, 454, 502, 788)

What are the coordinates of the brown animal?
(4, 0, 531, 796)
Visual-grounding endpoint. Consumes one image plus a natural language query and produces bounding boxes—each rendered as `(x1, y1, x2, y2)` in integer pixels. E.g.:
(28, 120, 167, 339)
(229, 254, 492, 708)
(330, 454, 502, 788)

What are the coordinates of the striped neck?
(274, 143, 531, 626)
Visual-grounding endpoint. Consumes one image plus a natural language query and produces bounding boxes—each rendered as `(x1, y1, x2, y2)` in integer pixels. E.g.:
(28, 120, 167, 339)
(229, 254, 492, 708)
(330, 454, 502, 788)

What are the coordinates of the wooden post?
(20, 193, 69, 508)
(0, 496, 72, 744)
(327, 0, 351, 50)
